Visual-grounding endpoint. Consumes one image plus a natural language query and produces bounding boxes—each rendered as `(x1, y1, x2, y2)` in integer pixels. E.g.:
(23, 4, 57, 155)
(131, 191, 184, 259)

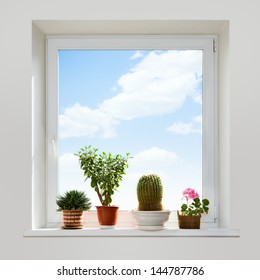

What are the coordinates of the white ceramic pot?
(131, 210, 171, 231)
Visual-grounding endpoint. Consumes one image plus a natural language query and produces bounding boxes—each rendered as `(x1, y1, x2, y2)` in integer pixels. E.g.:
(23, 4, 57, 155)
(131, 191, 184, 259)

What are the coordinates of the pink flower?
(182, 188, 200, 200)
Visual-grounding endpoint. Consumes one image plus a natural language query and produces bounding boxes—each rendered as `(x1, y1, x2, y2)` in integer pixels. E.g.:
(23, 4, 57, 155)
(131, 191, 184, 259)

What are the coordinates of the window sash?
(46, 35, 218, 226)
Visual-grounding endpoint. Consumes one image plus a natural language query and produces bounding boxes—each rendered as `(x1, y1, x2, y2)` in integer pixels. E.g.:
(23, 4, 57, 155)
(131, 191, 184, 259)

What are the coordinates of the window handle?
(51, 137, 56, 156)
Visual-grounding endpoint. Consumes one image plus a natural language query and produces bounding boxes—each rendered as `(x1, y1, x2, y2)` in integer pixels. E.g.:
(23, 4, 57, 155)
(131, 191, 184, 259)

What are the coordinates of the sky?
(58, 49, 203, 210)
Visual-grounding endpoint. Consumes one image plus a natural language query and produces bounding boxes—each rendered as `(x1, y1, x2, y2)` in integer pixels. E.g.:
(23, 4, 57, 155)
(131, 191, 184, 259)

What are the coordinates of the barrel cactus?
(137, 174, 163, 211)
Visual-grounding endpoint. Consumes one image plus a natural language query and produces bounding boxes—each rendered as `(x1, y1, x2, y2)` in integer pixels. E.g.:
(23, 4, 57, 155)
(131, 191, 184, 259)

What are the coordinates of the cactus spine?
(137, 174, 163, 211)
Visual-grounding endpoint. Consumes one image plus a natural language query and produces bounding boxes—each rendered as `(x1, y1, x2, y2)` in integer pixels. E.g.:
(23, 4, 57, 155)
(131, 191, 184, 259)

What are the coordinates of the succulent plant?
(56, 190, 92, 211)
(75, 145, 130, 206)
(137, 174, 163, 211)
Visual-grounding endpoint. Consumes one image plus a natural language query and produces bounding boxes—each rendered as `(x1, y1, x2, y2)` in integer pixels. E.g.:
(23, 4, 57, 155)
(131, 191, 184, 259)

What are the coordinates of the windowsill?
(24, 227, 240, 237)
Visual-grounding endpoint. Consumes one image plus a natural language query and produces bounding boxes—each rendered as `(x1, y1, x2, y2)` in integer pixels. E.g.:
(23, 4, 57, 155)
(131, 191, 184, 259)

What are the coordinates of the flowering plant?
(180, 188, 209, 216)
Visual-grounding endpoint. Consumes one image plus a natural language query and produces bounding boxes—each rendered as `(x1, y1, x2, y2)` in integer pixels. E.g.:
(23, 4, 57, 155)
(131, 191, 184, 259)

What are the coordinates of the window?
(46, 36, 218, 227)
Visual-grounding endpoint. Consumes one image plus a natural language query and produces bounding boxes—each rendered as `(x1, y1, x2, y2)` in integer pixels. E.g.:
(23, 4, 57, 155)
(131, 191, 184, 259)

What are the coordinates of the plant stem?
(96, 187, 103, 205)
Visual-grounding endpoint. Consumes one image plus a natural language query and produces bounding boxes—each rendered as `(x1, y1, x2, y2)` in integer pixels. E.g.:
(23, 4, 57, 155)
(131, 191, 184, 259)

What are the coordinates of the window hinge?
(213, 39, 217, 52)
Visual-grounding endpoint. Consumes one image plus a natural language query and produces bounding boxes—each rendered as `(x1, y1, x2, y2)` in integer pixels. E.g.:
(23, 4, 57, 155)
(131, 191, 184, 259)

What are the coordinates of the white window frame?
(46, 35, 218, 228)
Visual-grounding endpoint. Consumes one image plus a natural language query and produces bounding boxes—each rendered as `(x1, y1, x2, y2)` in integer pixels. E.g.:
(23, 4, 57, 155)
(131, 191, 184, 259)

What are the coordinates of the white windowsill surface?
(24, 227, 240, 237)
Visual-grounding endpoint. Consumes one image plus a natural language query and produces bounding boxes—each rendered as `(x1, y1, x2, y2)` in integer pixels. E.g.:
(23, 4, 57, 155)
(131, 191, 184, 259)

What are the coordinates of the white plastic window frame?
(46, 35, 218, 228)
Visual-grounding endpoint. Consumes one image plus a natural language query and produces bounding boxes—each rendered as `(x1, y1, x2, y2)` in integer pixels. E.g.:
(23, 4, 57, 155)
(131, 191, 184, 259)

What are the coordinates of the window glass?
(58, 49, 203, 210)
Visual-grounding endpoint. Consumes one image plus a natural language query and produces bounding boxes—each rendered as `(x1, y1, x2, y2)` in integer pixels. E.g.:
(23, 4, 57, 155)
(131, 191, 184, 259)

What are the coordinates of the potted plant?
(56, 190, 92, 229)
(131, 174, 171, 231)
(75, 145, 130, 227)
(177, 188, 209, 229)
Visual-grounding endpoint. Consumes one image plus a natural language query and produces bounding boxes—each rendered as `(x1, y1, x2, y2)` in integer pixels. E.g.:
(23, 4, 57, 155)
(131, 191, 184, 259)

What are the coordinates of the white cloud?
(59, 153, 85, 189)
(129, 146, 179, 171)
(192, 115, 202, 124)
(101, 50, 202, 120)
(59, 103, 119, 139)
(130, 50, 144, 60)
(192, 91, 202, 104)
(59, 50, 202, 138)
(167, 122, 194, 135)
(59, 153, 79, 172)
(167, 115, 202, 135)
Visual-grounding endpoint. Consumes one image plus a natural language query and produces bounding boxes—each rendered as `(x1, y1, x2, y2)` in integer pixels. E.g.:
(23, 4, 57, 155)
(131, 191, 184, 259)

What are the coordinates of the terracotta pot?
(62, 210, 84, 229)
(177, 211, 201, 229)
(96, 206, 119, 226)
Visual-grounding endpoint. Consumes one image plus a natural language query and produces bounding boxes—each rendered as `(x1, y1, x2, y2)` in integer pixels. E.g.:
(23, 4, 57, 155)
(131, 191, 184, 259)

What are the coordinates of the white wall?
(32, 23, 46, 229)
(0, 0, 260, 259)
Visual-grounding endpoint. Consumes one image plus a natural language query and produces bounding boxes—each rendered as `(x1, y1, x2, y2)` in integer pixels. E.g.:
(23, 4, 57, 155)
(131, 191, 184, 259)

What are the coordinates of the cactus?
(137, 174, 163, 211)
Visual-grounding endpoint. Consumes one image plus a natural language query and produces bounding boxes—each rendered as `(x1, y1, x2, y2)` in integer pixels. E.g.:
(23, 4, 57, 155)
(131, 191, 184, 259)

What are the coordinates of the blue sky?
(58, 49, 203, 210)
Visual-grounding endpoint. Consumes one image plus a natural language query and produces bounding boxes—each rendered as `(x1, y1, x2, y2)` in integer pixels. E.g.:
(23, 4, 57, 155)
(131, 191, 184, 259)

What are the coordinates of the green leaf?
(91, 179, 97, 188)
(75, 145, 130, 205)
(56, 190, 92, 211)
(202, 199, 210, 206)
(181, 204, 188, 211)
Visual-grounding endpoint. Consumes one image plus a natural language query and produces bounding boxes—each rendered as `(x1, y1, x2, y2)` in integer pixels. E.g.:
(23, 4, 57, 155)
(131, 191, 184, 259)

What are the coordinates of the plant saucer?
(61, 225, 84, 229)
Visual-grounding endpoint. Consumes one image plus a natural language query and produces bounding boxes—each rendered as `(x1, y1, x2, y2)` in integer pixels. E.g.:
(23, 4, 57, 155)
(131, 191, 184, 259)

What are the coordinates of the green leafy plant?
(180, 188, 209, 216)
(137, 174, 163, 211)
(75, 145, 130, 206)
(56, 190, 92, 211)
